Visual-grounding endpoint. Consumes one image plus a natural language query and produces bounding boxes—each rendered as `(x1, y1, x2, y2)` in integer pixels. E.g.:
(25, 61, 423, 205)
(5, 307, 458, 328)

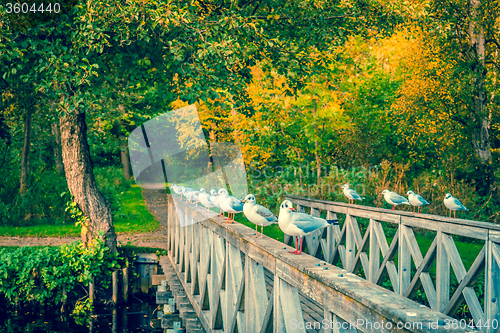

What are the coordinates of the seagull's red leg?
(296, 237, 304, 255)
(260, 226, 264, 238)
(289, 236, 299, 254)
(454, 211, 456, 219)
(417, 206, 420, 214)
(253, 224, 258, 237)
(392, 205, 395, 211)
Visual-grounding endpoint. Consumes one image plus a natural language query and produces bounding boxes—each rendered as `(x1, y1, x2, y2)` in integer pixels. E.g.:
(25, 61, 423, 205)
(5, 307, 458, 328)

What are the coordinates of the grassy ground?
(0, 185, 159, 237)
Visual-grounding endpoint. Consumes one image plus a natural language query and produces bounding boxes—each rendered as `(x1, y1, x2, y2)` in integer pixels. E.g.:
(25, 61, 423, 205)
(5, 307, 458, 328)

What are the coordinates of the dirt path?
(0, 188, 169, 249)
(0, 230, 168, 249)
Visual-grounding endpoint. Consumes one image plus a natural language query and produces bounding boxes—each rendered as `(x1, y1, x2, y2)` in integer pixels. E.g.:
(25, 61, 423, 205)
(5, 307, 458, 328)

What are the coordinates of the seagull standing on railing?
(242, 194, 278, 238)
(278, 200, 338, 255)
(218, 189, 243, 223)
(444, 193, 468, 218)
(381, 190, 411, 211)
(181, 186, 195, 202)
(210, 189, 224, 217)
(198, 188, 214, 212)
(406, 190, 429, 214)
(186, 191, 200, 207)
(341, 184, 365, 204)
(171, 184, 182, 196)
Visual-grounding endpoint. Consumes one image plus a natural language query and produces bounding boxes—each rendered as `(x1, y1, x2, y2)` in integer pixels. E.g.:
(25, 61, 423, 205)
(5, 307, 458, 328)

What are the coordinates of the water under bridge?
(162, 194, 500, 333)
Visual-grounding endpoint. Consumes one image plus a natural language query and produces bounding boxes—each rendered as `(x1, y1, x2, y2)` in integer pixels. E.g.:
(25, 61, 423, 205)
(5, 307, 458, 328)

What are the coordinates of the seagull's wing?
(255, 205, 278, 222)
(291, 213, 326, 233)
(230, 197, 244, 211)
(348, 189, 363, 200)
(416, 194, 429, 205)
(452, 197, 468, 210)
(389, 192, 410, 204)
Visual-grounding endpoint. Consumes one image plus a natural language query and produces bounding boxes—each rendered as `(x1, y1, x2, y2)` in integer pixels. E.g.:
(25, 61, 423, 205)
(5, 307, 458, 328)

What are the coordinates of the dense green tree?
(1, 0, 399, 249)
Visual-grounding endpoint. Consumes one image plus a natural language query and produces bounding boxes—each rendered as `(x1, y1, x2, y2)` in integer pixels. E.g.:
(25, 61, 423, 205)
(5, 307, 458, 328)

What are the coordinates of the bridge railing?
(284, 194, 500, 332)
(166, 194, 487, 333)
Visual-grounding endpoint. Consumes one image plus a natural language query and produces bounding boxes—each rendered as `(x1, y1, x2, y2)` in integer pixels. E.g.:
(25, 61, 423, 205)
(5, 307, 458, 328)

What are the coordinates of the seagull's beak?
(289, 207, 295, 211)
(241, 200, 246, 203)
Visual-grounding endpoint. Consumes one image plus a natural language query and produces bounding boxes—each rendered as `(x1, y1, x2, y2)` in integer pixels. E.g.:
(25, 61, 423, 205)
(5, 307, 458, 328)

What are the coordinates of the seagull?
(186, 191, 200, 207)
(179, 186, 194, 201)
(242, 194, 278, 238)
(444, 193, 468, 218)
(198, 188, 214, 212)
(210, 189, 224, 217)
(381, 190, 411, 211)
(278, 199, 338, 255)
(341, 184, 365, 204)
(171, 184, 182, 196)
(218, 189, 243, 223)
(406, 190, 429, 214)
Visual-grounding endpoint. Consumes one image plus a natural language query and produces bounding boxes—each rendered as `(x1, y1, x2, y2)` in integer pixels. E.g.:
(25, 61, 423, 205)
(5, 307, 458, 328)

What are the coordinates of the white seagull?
(210, 189, 224, 217)
(278, 199, 338, 255)
(171, 184, 182, 196)
(242, 194, 278, 238)
(341, 184, 365, 204)
(218, 189, 243, 223)
(381, 190, 411, 211)
(198, 188, 214, 212)
(180, 186, 195, 202)
(406, 190, 429, 214)
(444, 193, 468, 219)
(186, 191, 200, 207)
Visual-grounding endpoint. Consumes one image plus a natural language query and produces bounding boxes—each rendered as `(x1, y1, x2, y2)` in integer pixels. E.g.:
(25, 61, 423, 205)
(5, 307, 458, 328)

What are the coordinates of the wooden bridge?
(164, 194, 500, 332)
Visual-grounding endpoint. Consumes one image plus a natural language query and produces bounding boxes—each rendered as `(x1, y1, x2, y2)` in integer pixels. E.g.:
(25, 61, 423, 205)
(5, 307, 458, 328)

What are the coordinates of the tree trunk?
(20, 109, 32, 195)
(469, 0, 491, 163)
(313, 99, 321, 189)
(52, 122, 65, 175)
(121, 144, 131, 180)
(118, 105, 131, 180)
(60, 111, 117, 252)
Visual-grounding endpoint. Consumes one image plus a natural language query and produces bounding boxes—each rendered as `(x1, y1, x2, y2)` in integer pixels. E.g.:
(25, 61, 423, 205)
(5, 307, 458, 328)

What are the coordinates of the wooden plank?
(405, 237, 437, 310)
(462, 287, 485, 324)
(444, 246, 485, 317)
(274, 275, 286, 333)
(323, 211, 337, 263)
(401, 216, 488, 240)
(374, 230, 400, 293)
(403, 225, 424, 267)
(436, 231, 450, 313)
(275, 259, 475, 333)
(140, 264, 150, 294)
(441, 234, 467, 282)
(399, 226, 412, 296)
(152, 274, 166, 286)
(486, 239, 500, 332)
(279, 278, 306, 333)
(209, 234, 225, 330)
(345, 215, 355, 272)
(347, 207, 400, 224)
(351, 224, 370, 278)
(286, 194, 500, 233)
(246, 256, 269, 332)
(227, 243, 245, 333)
(369, 219, 380, 283)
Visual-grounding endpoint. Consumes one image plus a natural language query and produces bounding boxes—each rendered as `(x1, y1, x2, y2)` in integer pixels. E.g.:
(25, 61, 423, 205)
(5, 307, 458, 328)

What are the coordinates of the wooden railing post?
(486, 231, 500, 333)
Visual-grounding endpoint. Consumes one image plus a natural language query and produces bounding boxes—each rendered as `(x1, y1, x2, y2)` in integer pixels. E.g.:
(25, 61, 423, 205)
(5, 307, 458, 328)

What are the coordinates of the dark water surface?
(0, 299, 162, 333)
